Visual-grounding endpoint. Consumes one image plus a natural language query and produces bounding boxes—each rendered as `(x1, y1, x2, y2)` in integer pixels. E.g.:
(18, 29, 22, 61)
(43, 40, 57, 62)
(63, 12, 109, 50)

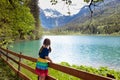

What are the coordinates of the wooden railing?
(0, 47, 115, 80)
(0, 47, 55, 80)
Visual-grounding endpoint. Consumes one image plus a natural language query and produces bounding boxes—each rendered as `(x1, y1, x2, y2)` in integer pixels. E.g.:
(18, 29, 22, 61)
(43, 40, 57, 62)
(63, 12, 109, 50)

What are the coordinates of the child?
(35, 38, 52, 80)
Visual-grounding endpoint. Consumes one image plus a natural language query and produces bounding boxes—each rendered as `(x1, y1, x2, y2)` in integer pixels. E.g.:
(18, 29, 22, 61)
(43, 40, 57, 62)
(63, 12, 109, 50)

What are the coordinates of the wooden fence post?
(38, 76, 39, 80)
(6, 48, 8, 61)
(0, 48, 1, 58)
(18, 52, 22, 71)
(0, 53, 1, 58)
(17, 52, 22, 78)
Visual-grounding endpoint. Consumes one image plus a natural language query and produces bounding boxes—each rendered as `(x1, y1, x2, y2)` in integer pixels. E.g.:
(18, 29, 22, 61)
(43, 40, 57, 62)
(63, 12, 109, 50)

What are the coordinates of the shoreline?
(43, 31, 120, 36)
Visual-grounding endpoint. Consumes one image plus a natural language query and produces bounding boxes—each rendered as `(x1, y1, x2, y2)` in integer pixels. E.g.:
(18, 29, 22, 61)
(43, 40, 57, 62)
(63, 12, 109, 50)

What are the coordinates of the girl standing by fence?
(35, 38, 52, 80)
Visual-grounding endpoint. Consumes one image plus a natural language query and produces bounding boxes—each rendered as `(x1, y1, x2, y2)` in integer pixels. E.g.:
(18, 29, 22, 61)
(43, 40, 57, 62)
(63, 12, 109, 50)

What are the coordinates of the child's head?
(43, 38, 51, 46)
(43, 38, 51, 52)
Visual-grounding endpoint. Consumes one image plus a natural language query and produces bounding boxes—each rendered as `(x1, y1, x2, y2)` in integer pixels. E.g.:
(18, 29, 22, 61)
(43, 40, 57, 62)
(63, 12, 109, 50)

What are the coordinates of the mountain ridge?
(40, 0, 120, 30)
(40, 8, 81, 29)
(50, 0, 120, 34)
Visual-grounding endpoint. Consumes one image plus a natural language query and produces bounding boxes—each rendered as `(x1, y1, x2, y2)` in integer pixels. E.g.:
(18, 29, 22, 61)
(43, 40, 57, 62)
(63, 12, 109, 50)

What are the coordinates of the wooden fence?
(0, 47, 114, 80)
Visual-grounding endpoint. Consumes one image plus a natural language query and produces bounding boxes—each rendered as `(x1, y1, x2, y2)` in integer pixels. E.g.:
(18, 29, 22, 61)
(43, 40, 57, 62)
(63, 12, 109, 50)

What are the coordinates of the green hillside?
(50, 2, 120, 35)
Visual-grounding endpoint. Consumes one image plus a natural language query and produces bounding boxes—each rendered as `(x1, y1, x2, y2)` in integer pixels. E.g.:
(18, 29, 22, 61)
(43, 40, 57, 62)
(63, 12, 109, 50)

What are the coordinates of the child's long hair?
(40, 38, 51, 53)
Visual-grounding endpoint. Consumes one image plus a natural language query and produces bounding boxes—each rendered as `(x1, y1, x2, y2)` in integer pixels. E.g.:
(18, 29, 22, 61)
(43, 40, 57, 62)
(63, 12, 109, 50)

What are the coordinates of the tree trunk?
(28, 0, 42, 39)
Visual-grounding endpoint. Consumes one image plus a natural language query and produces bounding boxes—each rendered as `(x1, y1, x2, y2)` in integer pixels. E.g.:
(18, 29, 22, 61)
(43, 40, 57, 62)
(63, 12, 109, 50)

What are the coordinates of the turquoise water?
(9, 35, 120, 70)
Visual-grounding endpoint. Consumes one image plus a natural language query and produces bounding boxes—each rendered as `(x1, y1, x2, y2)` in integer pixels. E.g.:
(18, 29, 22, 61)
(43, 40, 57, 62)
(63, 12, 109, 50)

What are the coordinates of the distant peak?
(41, 8, 63, 18)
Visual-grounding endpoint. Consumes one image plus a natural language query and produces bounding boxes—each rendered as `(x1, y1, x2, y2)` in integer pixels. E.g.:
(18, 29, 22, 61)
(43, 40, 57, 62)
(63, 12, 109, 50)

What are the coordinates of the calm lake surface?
(9, 35, 120, 70)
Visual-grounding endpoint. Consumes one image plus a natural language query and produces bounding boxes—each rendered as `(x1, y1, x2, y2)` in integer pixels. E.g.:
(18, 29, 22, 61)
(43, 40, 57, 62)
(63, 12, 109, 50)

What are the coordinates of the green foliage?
(11, 5, 35, 39)
(50, 0, 58, 5)
(57, 62, 120, 80)
(60, 62, 71, 67)
(50, 0, 103, 5)
(28, 0, 43, 39)
(0, 0, 38, 47)
(0, 59, 22, 80)
(84, 0, 90, 3)
(49, 68, 80, 80)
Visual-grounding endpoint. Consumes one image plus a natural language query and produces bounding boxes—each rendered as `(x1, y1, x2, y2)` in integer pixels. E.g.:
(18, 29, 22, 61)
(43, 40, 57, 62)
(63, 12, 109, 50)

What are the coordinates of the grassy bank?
(49, 62, 120, 80)
(1, 58, 120, 80)
(23, 61, 120, 80)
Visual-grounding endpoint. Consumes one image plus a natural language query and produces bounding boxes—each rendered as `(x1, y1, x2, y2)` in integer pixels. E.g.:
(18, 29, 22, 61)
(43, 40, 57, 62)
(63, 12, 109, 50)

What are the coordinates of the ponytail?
(39, 46, 43, 55)
(49, 46, 52, 52)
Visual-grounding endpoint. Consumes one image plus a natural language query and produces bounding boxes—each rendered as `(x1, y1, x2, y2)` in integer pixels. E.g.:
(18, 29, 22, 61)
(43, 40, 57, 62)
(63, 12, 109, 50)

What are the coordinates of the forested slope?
(51, 1, 120, 35)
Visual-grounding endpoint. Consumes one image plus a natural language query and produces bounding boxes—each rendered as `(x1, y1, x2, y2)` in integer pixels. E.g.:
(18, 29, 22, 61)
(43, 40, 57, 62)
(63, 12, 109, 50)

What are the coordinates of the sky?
(38, 0, 88, 16)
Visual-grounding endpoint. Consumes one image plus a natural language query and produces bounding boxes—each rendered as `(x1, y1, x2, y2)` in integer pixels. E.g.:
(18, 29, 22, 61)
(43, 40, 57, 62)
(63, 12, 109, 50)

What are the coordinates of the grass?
(21, 61, 120, 80)
(1, 57, 120, 80)
(0, 58, 22, 80)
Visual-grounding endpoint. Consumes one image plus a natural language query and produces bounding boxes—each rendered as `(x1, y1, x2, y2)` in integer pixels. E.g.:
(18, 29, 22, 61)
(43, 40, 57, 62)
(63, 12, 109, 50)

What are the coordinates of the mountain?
(40, 9, 62, 29)
(40, 0, 120, 29)
(40, 9, 80, 29)
(40, 7, 91, 29)
(51, 0, 120, 34)
(64, 0, 120, 25)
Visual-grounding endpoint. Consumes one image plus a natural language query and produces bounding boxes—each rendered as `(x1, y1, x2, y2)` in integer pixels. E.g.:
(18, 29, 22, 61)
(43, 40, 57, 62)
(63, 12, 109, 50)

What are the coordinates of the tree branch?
(88, 0, 94, 17)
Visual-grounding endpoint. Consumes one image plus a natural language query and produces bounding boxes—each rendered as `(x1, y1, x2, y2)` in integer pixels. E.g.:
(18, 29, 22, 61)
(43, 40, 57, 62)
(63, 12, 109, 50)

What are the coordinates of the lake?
(9, 35, 120, 70)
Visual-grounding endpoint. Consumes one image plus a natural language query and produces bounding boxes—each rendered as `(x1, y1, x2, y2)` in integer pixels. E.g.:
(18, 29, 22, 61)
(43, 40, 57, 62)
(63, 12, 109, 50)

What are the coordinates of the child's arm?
(45, 56, 52, 63)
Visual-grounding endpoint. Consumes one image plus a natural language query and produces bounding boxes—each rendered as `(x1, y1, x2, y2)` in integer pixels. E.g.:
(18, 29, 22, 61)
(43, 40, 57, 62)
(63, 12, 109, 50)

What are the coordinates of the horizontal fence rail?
(0, 47, 114, 80)
(0, 47, 55, 80)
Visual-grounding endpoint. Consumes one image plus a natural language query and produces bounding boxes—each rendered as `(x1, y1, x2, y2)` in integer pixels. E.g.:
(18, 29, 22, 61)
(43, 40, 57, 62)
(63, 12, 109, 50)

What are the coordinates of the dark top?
(39, 48, 49, 59)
